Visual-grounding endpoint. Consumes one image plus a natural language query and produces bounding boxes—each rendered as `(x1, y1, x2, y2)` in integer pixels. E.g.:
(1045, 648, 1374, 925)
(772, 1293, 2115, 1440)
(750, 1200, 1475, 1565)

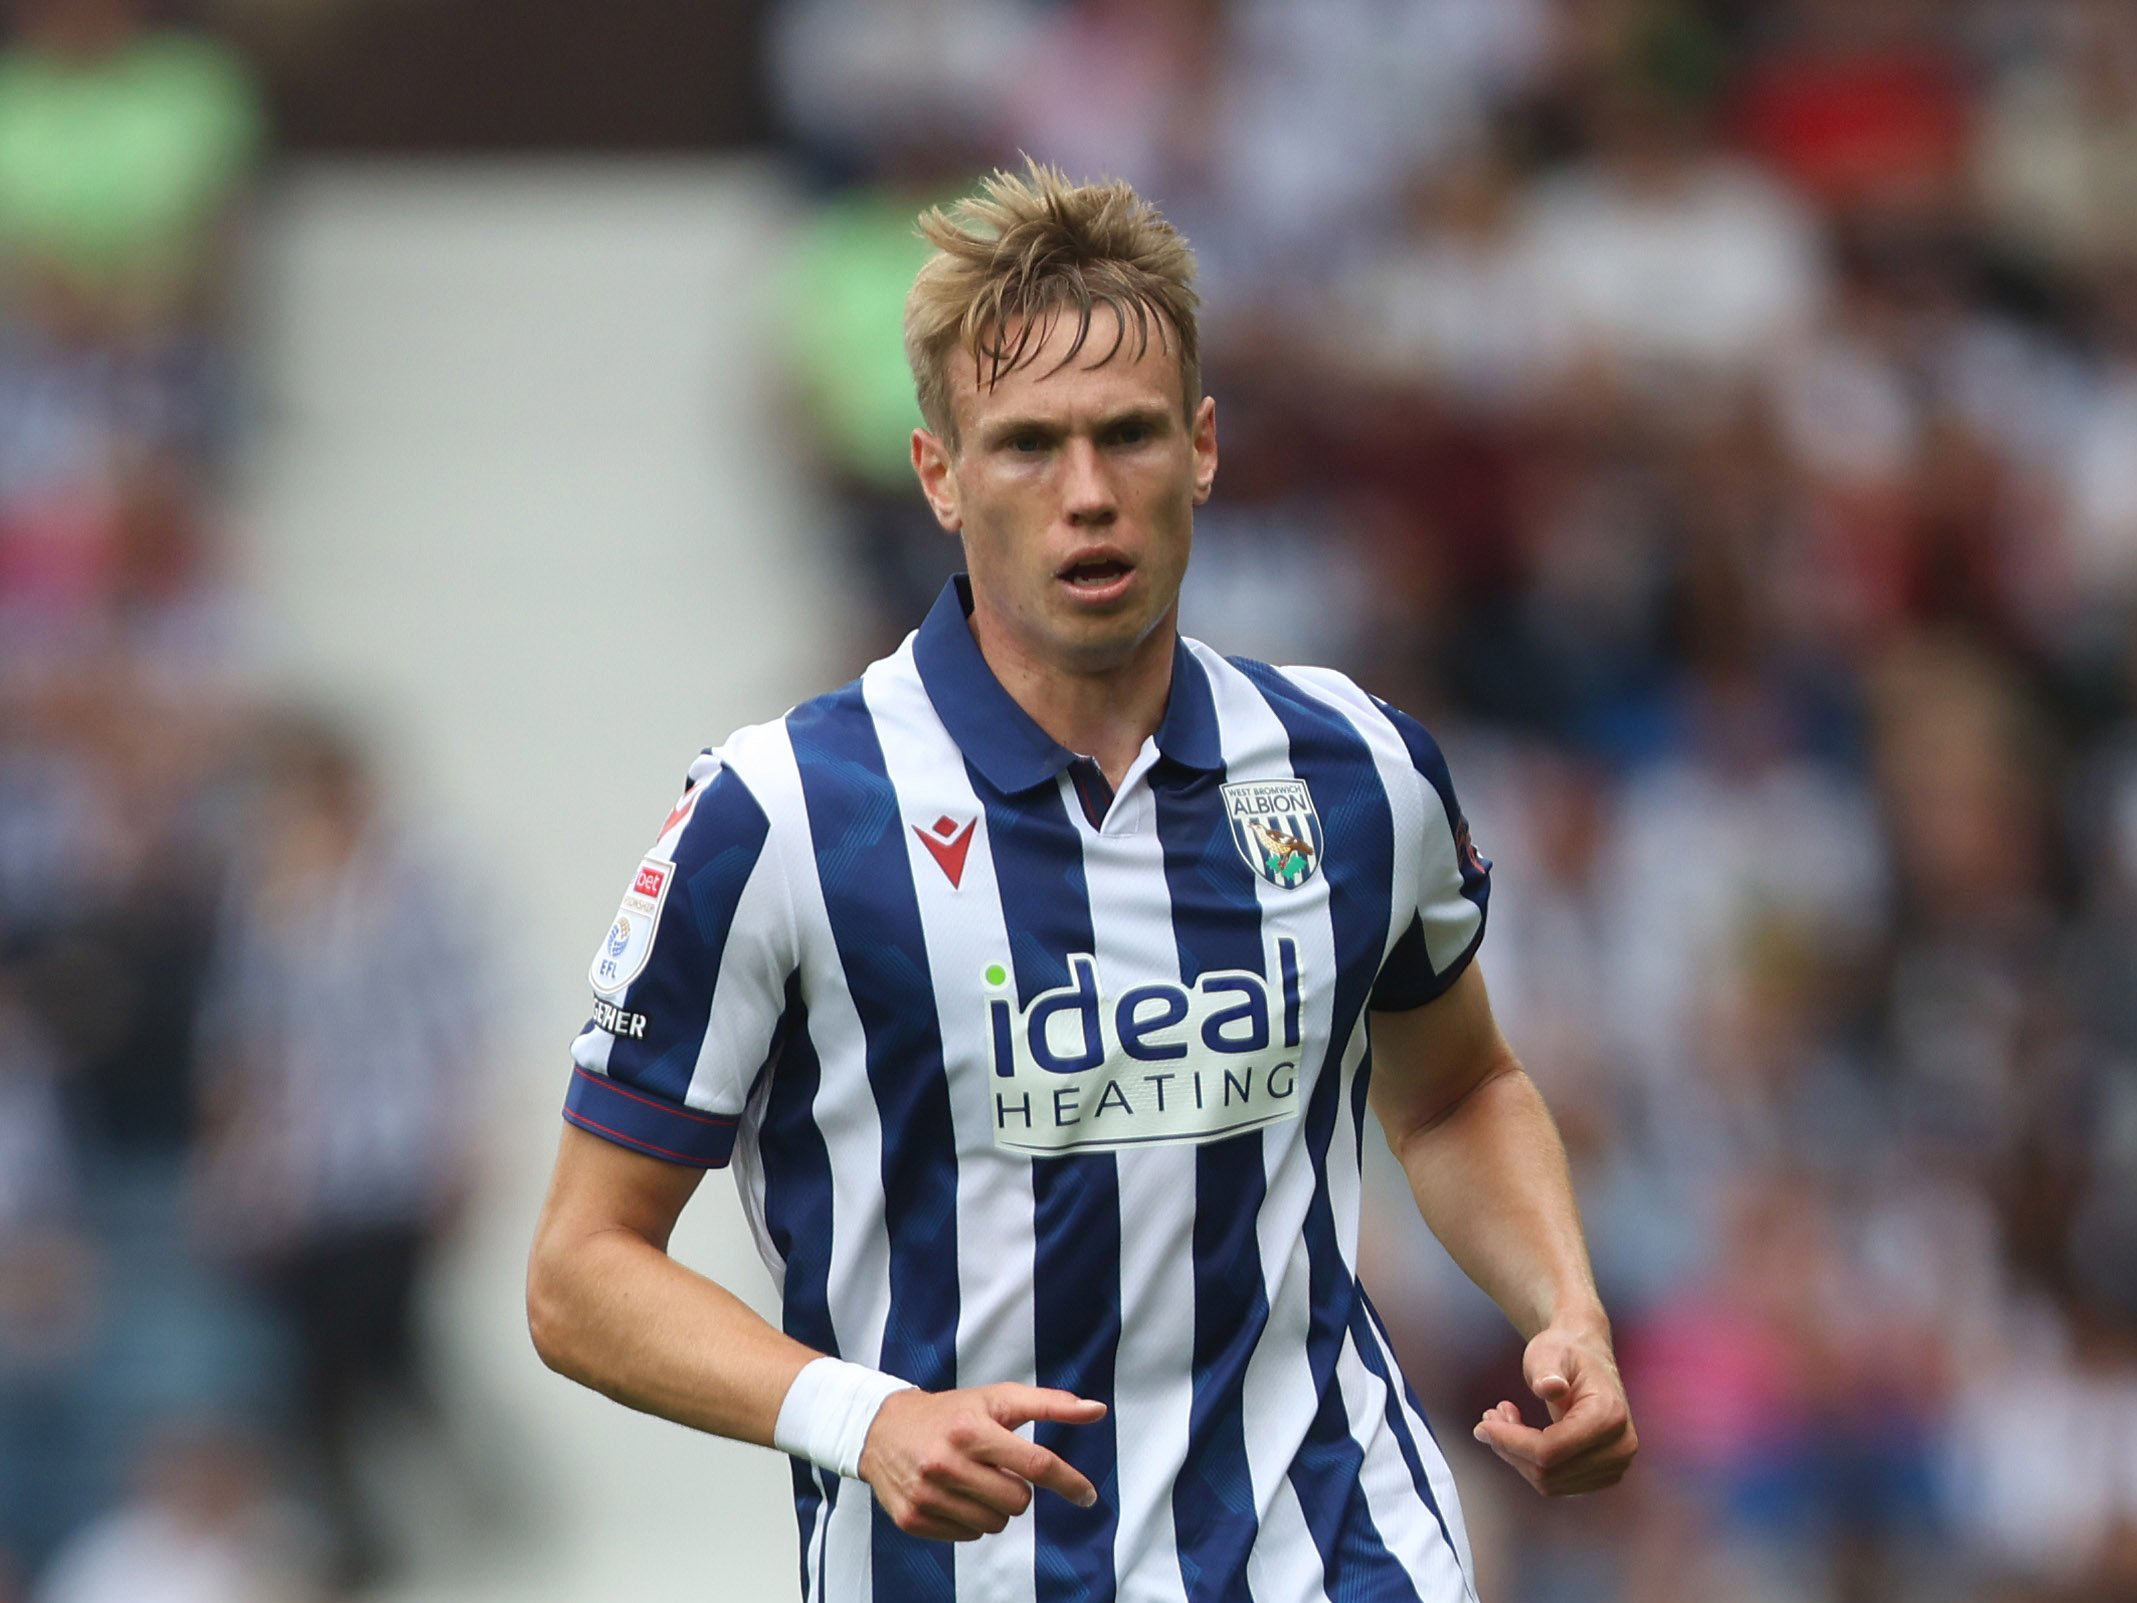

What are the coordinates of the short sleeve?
(564, 752, 795, 1167)
(1368, 702, 1492, 1011)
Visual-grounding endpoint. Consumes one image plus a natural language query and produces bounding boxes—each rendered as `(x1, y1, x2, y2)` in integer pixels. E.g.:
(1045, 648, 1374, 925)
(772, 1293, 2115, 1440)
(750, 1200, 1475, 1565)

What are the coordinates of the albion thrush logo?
(913, 813, 976, 888)
(1222, 780, 1323, 889)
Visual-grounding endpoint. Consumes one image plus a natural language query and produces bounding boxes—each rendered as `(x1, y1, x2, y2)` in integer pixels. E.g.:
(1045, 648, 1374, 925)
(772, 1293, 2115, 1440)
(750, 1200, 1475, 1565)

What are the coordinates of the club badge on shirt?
(1222, 779, 1323, 889)
(591, 855, 675, 997)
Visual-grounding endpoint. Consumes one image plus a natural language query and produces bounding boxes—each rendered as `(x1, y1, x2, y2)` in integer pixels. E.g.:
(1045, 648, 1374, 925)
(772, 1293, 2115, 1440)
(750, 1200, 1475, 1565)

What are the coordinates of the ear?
(912, 428, 963, 532)
(1190, 396, 1219, 507)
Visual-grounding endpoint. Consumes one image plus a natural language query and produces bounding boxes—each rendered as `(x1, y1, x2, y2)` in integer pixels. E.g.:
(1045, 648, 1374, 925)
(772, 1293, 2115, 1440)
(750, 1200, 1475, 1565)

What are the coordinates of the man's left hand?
(1472, 1321, 1637, 1496)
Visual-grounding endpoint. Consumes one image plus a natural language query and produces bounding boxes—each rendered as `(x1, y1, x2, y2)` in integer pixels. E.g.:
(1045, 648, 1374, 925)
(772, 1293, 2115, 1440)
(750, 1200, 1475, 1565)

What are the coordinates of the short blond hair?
(904, 160, 1201, 449)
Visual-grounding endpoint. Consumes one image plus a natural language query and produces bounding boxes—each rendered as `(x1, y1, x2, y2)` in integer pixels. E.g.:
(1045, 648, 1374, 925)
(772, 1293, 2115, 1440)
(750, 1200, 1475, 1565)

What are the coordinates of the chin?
(1053, 609, 1163, 670)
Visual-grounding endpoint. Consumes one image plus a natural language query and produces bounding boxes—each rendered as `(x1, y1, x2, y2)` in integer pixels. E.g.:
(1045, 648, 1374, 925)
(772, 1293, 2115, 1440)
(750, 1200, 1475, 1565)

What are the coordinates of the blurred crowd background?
(779, 2, 2137, 1601)
(5, 0, 2137, 1600)
(0, 3, 496, 1600)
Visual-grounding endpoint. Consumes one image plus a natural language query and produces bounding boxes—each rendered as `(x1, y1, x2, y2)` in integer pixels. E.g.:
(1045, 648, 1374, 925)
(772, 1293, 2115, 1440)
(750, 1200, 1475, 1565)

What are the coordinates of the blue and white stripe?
(567, 578, 1490, 1602)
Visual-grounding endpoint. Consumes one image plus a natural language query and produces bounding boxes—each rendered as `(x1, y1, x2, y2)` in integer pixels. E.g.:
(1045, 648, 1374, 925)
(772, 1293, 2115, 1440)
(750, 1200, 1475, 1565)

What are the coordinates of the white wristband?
(773, 1357, 914, 1479)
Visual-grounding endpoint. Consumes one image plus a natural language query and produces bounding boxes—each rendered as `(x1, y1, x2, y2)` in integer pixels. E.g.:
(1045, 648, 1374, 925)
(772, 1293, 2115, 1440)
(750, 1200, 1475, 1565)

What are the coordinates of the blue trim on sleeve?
(605, 765, 775, 1105)
(562, 1064, 738, 1168)
(1363, 696, 1491, 1010)
(1367, 909, 1488, 1012)
(1372, 697, 1492, 914)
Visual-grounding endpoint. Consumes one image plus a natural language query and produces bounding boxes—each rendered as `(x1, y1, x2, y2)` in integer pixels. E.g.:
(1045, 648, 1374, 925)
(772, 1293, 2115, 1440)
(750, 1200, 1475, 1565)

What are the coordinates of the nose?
(1060, 438, 1116, 526)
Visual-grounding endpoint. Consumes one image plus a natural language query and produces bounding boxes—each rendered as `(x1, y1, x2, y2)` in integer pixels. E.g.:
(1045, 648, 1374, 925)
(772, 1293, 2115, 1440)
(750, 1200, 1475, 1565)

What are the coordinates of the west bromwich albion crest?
(1222, 779, 1323, 889)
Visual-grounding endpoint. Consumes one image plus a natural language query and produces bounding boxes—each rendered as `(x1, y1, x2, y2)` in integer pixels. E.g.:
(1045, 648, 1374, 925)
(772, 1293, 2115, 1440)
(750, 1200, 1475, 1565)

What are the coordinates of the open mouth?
(1059, 555, 1135, 591)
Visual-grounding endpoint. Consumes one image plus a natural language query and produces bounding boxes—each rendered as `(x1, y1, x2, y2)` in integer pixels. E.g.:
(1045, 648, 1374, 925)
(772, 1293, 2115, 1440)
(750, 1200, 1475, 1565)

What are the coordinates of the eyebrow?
(980, 405, 1176, 446)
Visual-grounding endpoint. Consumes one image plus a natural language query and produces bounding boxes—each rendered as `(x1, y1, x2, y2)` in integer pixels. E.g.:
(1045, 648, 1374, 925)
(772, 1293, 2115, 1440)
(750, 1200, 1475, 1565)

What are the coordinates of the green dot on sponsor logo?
(985, 964, 1007, 987)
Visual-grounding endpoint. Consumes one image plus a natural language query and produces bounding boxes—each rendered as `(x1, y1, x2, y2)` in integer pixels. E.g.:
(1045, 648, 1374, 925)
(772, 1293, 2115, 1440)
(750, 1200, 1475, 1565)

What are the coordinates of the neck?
(968, 608, 1177, 789)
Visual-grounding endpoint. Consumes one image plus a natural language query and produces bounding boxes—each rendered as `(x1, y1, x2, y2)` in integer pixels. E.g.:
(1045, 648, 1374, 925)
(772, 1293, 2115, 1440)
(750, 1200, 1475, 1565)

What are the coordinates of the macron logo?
(913, 813, 976, 888)
(659, 785, 700, 839)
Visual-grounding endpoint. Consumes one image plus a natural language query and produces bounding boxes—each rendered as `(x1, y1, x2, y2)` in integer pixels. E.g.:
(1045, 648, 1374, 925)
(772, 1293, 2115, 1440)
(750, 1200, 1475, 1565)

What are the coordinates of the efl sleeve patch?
(589, 854, 675, 997)
(567, 752, 789, 1159)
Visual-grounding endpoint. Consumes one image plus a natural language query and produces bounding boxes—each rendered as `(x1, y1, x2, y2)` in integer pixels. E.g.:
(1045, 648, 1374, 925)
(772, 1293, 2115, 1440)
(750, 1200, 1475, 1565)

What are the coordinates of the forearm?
(1389, 1060, 1604, 1341)
(527, 1214, 815, 1446)
(525, 1154, 1108, 1540)
(1368, 974, 1636, 1492)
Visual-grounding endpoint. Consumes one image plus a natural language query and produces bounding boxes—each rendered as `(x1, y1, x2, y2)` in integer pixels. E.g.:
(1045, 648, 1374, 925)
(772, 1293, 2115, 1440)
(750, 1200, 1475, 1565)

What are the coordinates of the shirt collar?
(912, 576, 1223, 794)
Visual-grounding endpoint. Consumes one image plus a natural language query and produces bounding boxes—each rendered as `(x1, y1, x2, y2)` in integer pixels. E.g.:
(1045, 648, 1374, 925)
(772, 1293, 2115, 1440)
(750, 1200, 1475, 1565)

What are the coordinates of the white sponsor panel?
(986, 941, 1306, 1155)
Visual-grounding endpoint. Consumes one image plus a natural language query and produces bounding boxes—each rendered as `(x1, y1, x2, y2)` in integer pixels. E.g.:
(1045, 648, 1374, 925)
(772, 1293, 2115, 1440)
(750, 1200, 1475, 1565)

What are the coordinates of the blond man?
(529, 162, 1635, 1602)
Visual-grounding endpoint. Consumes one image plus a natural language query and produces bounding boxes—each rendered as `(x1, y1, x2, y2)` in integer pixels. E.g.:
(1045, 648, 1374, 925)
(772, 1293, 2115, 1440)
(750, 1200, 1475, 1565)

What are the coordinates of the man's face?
(912, 305, 1218, 678)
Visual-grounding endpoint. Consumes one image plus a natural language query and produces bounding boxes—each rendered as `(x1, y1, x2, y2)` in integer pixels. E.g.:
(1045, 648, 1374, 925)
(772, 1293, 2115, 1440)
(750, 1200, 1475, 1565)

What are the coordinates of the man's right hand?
(857, 1383, 1107, 1541)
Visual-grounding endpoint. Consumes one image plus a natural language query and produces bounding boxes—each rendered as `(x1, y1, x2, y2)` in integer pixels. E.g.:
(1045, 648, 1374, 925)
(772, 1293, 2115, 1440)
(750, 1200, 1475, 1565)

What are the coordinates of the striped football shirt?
(566, 577, 1491, 1603)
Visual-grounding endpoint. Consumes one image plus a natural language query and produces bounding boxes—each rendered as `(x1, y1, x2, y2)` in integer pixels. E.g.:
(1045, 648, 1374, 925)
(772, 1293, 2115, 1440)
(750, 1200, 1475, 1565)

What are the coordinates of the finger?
(899, 1509, 992, 1542)
(1479, 1407, 1631, 1482)
(1471, 1401, 1519, 1439)
(1477, 1406, 1625, 1464)
(1528, 1392, 1632, 1460)
(966, 1462, 1039, 1518)
(1472, 1400, 1536, 1451)
(928, 1485, 1019, 1535)
(987, 1384, 1109, 1428)
(977, 1429, 1099, 1510)
(1533, 1437, 1631, 1487)
(897, 1467, 1026, 1539)
(1532, 1371, 1572, 1421)
(1473, 1417, 1549, 1469)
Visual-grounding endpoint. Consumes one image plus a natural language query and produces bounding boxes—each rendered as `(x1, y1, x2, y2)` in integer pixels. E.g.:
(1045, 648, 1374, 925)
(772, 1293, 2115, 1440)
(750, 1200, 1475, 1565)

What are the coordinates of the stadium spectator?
(1332, 147, 1580, 413)
(1976, 0, 2137, 274)
(1729, 0, 1975, 222)
(28, 1417, 326, 1603)
(766, 0, 1037, 187)
(191, 715, 488, 1588)
(0, 0, 263, 342)
(2059, 262, 2137, 606)
(777, 150, 979, 650)
(1520, 78, 1826, 392)
(0, 979, 96, 1580)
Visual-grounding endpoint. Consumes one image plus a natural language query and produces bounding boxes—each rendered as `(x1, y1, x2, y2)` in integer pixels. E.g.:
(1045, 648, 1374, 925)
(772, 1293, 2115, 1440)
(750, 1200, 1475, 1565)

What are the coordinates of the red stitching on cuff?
(561, 1106, 724, 1168)
(572, 1065, 738, 1127)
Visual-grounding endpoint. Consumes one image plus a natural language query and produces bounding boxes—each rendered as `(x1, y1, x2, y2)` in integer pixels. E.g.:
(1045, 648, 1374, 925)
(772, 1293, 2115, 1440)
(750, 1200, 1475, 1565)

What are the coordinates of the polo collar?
(912, 576, 1223, 794)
